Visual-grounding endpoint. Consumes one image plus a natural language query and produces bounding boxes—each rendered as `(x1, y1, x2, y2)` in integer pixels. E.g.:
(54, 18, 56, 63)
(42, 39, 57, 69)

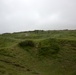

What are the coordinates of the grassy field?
(0, 30, 76, 75)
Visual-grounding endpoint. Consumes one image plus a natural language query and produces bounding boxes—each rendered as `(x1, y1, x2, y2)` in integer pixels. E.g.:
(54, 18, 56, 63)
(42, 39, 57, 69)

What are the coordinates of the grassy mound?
(38, 38, 60, 58)
(0, 36, 17, 48)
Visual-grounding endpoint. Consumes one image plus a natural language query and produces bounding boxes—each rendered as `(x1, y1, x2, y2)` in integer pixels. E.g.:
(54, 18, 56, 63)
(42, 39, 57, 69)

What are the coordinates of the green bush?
(19, 40, 35, 47)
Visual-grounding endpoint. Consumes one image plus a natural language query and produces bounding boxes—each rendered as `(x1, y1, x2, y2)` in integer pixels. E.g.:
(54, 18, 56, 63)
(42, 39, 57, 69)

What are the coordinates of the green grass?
(0, 30, 76, 75)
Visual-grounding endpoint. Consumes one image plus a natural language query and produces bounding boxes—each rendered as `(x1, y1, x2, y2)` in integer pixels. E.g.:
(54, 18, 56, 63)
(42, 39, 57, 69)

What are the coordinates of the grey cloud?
(0, 0, 76, 33)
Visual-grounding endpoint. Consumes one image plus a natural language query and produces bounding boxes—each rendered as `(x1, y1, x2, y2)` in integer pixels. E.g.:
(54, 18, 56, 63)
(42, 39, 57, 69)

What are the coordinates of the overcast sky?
(0, 0, 76, 33)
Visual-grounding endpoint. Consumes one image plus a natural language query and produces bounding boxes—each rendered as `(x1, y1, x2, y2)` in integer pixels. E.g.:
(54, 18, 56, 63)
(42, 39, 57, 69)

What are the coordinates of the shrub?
(19, 40, 35, 48)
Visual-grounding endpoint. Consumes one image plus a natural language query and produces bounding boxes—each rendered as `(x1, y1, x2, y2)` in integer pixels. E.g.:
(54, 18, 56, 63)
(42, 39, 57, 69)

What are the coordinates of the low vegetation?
(0, 30, 76, 75)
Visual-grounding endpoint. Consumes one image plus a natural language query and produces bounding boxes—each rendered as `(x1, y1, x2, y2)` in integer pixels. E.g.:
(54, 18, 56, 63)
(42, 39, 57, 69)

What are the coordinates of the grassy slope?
(0, 30, 76, 75)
